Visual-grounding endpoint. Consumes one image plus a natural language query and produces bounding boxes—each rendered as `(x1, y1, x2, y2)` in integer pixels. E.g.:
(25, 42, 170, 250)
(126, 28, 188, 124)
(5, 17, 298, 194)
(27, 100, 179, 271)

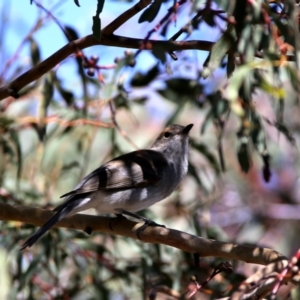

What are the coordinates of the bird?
(20, 123, 193, 250)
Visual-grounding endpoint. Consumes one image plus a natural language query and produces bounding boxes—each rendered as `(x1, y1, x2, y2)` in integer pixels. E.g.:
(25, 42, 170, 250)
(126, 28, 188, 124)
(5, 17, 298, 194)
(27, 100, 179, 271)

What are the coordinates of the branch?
(102, 0, 152, 35)
(0, 34, 213, 101)
(4, 202, 300, 298)
(0, 202, 286, 265)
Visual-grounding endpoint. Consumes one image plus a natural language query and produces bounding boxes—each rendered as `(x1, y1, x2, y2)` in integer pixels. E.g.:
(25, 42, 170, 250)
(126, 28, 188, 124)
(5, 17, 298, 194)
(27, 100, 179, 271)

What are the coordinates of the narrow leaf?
(138, 1, 161, 23)
(131, 64, 160, 87)
(9, 131, 22, 181)
(262, 153, 272, 183)
(92, 16, 101, 40)
(29, 38, 41, 66)
(237, 140, 252, 173)
(202, 25, 236, 78)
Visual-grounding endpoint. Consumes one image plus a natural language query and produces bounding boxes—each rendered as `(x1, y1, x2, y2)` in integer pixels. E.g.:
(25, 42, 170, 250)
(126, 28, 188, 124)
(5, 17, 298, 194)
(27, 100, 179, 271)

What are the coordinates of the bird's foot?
(113, 209, 165, 239)
(109, 214, 127, 231)
(136, 219, 165, 239)
(84, 227, 93, 235)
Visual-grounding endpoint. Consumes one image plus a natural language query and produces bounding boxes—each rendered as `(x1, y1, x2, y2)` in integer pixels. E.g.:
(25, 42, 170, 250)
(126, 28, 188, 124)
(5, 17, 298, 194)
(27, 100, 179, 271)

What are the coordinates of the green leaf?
(18, 83, 38, 98)
(274, 122, 296, 146)
(113, 92, 129, 109)
(201, 92, 229, 134)
(285, 65, 300, 92)
(213, 0, 229, 11)
(203, 10, 216, 27)
(131, 96, 148, 104)
(57, 86, 75, 106)
(191, 140, 221, 174)
(74, 0, 80, 6)
(157, 78, 202, 103)
(9, 130, 22, 181)
(43, 74, 54, 109)
(227, 64, 253, 116)
(188, 161, 204, 189)
(191, 0, 207, 10)
(2, 137, 13, 158)
(157, 87, 178, 102)
(114, 54, 135, 74)
(36, 74, 54, 142)
(271, 11, 291, 44)
(92, 16, 101, 40)
(262, 153, 271, 183)
(253, 69, 285, 101)
(0, 249, 10, 300)
(152, 44, 166, 64)
(64, 26, 79, 42)
(250, 113, 263, 148)
(290, 283, 300, 300)
(19, 252, 44, 290)
(252, 1, 262, 21)
(165, 78, 202, 96)
(0, 116, 14, 129)
(138, 1, 161, 23)
(201, 108, 213, 134)
(202, 25, 236, 78)
(131, 64, 160, 87)
(212, 92, 229, 114)
(233, 0, 247, 35)
(237, 139, 252, 173)
(206, 225, 229, 241)
(96, 0, 105, 15)
(29, 38, 40, 66)
(103, 54, 135, 99)
(238, 25, 254, 62)
(61, 161, 81, 173)
(227, 52, 235, 77)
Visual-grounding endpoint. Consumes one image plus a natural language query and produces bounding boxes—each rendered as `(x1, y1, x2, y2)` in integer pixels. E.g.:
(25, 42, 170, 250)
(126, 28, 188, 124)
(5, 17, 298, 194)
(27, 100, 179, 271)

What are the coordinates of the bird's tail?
(20, 196, 88, 250)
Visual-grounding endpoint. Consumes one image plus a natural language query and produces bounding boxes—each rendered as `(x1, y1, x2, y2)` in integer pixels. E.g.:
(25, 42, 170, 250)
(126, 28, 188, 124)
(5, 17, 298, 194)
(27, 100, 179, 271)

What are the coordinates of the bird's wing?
(59, 150, 168, 198)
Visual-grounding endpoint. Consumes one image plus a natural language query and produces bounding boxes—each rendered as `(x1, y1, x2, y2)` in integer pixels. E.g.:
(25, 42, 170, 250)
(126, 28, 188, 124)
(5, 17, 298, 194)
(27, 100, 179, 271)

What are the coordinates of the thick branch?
(0, 34, 213, 101)
(0, 202, 286, 265)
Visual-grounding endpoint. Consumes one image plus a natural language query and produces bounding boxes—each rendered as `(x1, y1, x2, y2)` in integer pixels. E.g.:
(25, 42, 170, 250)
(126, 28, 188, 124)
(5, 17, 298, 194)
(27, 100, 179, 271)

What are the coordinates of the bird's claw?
(136, 220, 165, 239)
(84, 227, 93, 235)
(109, 214, 127, 231)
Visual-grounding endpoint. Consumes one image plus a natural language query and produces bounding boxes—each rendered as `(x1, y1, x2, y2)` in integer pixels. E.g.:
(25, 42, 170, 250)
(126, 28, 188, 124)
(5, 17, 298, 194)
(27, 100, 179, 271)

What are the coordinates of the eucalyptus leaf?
(138, 0, 161, 23)
(202, 25, 236, 78)
(29, 38, 41, 66)
(237, 139, 252, 173)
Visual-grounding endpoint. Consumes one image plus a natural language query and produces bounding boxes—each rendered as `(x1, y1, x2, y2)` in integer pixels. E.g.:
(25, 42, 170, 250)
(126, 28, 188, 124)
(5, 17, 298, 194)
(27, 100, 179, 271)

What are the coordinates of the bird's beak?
(182, 124, 194, 135)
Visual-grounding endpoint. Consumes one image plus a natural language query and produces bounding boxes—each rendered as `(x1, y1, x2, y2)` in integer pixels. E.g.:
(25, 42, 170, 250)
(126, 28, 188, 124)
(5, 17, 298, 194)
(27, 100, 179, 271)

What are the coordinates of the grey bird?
(20, 124, 193, 250)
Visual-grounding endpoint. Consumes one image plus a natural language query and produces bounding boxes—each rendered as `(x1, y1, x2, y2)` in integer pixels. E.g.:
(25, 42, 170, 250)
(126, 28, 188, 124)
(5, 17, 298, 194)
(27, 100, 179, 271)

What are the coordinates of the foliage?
(0, 0, 300, 299)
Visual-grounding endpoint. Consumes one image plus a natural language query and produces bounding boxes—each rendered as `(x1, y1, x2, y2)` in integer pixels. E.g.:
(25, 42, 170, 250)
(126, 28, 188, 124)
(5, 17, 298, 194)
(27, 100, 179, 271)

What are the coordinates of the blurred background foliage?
(1, 0, 300, 299)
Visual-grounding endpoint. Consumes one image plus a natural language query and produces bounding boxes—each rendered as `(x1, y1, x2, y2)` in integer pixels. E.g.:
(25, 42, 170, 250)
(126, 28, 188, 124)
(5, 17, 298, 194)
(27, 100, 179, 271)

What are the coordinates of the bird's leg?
(116, 209, 165, 239)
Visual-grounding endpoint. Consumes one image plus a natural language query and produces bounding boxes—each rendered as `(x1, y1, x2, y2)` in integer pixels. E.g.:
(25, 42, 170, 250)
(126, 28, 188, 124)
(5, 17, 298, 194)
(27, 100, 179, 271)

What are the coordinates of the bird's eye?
(163, 132, 171, 139)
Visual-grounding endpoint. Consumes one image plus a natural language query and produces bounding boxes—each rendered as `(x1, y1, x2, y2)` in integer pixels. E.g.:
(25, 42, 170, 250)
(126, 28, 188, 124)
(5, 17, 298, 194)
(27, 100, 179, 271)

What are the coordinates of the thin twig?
(16, 115, 113, 128)
(108, 100, 139, 149)
(102, 0, 152, 35)
(0, 18, 43, 81)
